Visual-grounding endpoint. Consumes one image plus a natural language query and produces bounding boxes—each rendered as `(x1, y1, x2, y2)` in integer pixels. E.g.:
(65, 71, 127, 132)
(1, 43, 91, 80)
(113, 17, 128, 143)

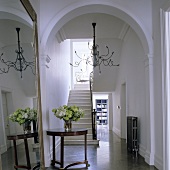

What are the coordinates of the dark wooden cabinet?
(127, 116, 138, 156)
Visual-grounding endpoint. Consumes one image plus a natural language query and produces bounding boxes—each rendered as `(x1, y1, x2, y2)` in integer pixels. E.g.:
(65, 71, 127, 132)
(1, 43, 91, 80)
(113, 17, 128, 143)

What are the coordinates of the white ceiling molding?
(118, 23, 130, 41)
(56, 28, 66, 43)
(41, 2, 152, 55)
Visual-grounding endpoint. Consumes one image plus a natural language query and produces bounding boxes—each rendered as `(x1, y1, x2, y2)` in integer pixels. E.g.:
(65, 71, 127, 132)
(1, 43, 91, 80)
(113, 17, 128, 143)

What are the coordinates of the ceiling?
(56, 13, 128, 91)
(0, 19, 33, 48)
(0, 9, 36, 97)
(56, 13, 129, 42)
(0, 2, 130, 93)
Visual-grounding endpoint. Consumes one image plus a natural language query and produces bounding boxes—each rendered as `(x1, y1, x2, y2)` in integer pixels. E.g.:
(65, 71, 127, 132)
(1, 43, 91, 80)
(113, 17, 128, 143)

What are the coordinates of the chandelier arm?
(22, 64, 35, 75)
(87, 59, 94, 66)
(102, 59, 111, 66)
(69, 59, 83, 67)
(69, 23, 119, 74)
(88, 42, 93, 51)
(0, 54, 18, 71)
(0, 61, 17, 73)
(102, 58, 119, 67)
(99, 47, 114, 59)
(22, 55, 35, 66)
(101, 52, 114, 61)
(0, 28, 35, 78)
(75, 51, 84, 60)
(0, 66, 10, 73)
(94, 55, 100, 66)
(97, 59, 103, 67)
(17, 53, 35, 71)
(99, 46, 109, 58)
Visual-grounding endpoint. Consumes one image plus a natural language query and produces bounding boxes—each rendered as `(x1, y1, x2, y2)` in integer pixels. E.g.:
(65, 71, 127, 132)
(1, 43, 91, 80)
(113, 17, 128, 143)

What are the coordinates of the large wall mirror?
(0, 0, 44, 169)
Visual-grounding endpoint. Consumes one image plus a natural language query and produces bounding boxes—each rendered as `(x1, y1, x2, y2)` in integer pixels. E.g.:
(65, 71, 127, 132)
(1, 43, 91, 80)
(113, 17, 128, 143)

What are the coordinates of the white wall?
(152, 0, 168, 168)
(42, 38, 71, 166)
(93, 38, 122, 92)
(31, 0, 166, 169)
(113, 28, 146, 154)
(47, 39, 71, 129)
(0, 57, 33, 154)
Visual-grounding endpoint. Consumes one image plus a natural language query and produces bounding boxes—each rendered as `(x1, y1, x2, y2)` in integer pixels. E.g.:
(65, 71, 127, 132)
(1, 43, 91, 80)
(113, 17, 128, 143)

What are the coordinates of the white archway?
(41, 1, 153, 55)
(0, 7, 32, 27)
(40, 1, 155, 167)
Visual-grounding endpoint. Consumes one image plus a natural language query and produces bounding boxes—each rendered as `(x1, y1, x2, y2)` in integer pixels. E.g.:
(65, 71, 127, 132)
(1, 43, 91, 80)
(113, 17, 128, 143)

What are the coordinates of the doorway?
(93, 93, 109, 140)
(2, 92, 11, 149)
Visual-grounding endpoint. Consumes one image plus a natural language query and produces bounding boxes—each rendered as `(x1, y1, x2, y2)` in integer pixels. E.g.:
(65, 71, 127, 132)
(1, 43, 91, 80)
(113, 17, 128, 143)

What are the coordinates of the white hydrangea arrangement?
(52, 105, 84, 122)
(9, 107, 37, 125)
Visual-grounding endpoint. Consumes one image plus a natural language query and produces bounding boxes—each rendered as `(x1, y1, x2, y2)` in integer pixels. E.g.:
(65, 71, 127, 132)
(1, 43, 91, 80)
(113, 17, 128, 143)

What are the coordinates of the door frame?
(0, 87, 14, 153)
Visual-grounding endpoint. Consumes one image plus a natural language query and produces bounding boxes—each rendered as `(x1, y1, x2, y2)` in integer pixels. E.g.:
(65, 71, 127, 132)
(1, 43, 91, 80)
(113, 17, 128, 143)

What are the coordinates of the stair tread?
(67, 87, 98, 145)
(65, 139, 99, 141)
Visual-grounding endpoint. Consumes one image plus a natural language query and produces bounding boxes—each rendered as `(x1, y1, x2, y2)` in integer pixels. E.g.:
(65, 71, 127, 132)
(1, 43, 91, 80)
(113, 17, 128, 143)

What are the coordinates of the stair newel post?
(92, 109, 97, 140)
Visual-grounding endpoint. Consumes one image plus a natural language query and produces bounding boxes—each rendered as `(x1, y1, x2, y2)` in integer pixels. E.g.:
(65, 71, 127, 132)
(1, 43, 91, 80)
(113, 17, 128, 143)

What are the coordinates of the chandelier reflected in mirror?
(70, 23, 119, 74)
(0, 28, 35, 78)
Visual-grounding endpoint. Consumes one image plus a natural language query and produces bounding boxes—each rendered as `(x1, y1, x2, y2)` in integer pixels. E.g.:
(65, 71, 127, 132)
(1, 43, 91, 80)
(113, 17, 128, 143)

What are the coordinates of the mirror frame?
(19, 0, 45, 169)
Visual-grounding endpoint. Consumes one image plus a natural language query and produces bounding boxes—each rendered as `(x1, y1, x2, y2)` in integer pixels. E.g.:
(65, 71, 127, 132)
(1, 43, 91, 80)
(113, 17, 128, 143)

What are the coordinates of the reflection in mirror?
(0, 0, 44, 169)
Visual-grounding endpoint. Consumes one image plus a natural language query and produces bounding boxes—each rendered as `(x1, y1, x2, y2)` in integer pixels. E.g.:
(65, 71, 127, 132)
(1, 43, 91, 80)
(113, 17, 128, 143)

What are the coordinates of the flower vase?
(64, 120, 72, 131)
(23, 121, 31, 133)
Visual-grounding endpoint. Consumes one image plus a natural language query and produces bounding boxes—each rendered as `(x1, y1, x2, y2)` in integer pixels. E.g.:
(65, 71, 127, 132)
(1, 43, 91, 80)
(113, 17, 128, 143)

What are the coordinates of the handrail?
(90, 71, 93, 112)
(89, 71, 97, 139)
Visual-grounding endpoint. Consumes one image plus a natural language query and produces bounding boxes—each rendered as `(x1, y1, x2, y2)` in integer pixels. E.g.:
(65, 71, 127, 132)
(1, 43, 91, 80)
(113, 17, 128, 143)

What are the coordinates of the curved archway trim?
(40, 1, 153, 55)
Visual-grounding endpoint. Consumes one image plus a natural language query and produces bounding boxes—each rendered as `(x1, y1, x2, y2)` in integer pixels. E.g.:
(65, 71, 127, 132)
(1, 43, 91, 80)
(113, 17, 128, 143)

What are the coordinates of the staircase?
(65, 83, 99, 145)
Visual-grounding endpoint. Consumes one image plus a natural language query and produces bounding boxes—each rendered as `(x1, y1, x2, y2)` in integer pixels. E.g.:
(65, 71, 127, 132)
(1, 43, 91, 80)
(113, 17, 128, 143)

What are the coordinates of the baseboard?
(154, 154, 163, 170)
(113, 127, 121, 137)
(145, 150, 154, 165)
(139, 144, 163, 169)
(139, 144, 146, 158)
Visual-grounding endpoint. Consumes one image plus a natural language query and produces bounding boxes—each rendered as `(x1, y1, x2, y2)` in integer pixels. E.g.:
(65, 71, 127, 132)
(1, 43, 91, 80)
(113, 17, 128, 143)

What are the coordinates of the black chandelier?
(70, 23, 119, 74)
(0, 28, 35, 78)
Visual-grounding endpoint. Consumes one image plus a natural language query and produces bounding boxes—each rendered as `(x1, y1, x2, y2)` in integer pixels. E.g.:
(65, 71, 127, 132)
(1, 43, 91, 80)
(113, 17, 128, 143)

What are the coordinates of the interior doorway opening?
(93, 93, 109, 133)
(2, 92, 11, 149)
(71, 40, 93, 85)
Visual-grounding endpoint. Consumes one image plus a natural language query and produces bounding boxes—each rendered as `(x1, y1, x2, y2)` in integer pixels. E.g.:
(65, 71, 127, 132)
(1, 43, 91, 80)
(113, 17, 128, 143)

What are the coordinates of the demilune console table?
(46, 128, 88, 169)
(7, 131, 38, 170)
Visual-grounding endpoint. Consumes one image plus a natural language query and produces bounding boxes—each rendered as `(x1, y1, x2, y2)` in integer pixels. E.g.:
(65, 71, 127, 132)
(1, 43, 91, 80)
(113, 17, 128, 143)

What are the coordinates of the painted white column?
(160, 9, 170, 170)
(39, 52, 51, 167)
(144, 54, 155, 165)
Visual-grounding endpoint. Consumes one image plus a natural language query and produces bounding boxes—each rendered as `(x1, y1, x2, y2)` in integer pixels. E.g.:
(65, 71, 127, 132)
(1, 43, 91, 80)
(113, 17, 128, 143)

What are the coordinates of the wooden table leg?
(85, 133, 87, 161)
(13, 140, 18, 169)
(24, 139, 31, 169)
(51, 136, 55, 166)
(85, 133, 88, 167)
(60, 137, 64, 168)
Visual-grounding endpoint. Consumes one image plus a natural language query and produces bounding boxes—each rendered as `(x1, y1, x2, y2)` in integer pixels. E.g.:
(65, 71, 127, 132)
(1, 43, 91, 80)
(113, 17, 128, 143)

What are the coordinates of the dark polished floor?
(1, 125, 158, 170)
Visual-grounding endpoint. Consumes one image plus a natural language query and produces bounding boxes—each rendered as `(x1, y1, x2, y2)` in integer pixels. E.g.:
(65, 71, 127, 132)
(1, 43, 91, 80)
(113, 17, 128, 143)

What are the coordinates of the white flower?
(23, 113, 28, 119)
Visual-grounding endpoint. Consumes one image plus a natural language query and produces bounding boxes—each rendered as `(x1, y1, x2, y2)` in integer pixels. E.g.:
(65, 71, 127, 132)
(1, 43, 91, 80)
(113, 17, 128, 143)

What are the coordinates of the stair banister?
(89, 72, 97, 139)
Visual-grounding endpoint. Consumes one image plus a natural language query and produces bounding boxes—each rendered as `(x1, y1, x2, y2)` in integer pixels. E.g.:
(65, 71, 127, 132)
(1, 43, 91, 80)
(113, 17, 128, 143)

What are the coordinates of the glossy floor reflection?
(1, 140, 38, 170)
(47, 125, 158, 170)
(1, 125, 158, 170)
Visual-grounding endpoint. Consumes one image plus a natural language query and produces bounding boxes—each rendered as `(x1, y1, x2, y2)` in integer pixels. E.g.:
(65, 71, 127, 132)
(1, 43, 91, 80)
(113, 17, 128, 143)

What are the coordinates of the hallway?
(48, 125, 157, 170)
(1, 125, 157, 170)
